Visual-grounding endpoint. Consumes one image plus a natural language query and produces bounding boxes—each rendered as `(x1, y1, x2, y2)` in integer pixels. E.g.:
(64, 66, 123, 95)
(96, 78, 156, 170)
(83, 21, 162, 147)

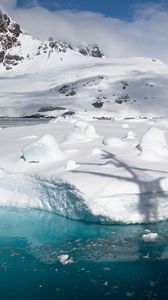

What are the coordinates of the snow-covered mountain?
(0, 10, 168, 118)
(0, 9, 103, 70)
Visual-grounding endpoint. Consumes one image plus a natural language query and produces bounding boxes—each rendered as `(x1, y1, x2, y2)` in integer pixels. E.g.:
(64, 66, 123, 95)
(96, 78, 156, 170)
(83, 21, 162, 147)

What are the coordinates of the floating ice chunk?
(103, 137, 126, 148)
(22, 134, 64, 163)
(142, 232, 159, 242)
(58, 254, 73, 265)
(144, 229, 151, 234)
(65, 160, 79, 171)
(124, 131, 136, 140)
(138, 127, 168, 160)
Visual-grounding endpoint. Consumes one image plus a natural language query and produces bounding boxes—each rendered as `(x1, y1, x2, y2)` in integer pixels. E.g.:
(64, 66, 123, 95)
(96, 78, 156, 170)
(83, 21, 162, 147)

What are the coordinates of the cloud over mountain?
(0, 0, 168, 62)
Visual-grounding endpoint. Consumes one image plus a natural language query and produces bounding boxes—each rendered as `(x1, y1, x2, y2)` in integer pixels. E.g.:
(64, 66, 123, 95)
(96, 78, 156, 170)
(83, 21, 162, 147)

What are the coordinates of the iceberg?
(0, 119, 168, 224)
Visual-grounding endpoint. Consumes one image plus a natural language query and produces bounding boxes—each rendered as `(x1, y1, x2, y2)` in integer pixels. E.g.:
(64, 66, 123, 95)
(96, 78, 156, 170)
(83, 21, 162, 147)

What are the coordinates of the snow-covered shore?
(1, 117, 168, 224)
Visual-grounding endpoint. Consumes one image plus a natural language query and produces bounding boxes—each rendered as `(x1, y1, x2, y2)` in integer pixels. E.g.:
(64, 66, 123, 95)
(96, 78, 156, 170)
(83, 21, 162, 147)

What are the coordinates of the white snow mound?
(124, 131, 136, 140)
(22, 135, 64, 163)
(64, 121, 98, 143)
(139, 127, 168, 160)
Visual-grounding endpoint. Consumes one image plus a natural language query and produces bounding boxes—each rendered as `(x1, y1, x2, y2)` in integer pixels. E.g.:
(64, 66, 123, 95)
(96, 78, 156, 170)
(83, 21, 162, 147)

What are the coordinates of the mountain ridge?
(0, 9, 104, 70)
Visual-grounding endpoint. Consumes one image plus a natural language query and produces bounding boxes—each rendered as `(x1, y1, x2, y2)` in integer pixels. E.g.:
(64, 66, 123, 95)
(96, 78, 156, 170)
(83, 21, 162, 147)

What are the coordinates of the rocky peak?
(0, 10, 104, 70)
(79, 44, 104, 58)
(0, 10, 22, 69)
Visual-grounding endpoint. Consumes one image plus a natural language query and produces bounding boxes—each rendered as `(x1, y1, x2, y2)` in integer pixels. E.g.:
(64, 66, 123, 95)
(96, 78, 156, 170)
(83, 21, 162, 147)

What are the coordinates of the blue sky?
(17, 0, 166, 19)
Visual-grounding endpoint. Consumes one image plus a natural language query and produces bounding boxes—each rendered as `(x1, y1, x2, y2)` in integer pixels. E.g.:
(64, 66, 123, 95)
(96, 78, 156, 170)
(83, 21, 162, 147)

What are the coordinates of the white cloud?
(0, 1, 168, 62)
(0, 0, 16, 10)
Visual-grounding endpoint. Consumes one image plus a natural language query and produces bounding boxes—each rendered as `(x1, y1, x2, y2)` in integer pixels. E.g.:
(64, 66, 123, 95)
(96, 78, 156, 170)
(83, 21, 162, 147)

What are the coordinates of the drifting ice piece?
(22, 134, 64, 163)
(142, 232, 159, 242)
(58, 254, 73, 265)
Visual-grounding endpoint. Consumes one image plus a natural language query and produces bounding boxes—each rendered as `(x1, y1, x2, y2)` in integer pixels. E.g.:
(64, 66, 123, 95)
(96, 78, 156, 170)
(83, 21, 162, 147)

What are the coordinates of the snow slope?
(0, 11, 168, 118)
(1, 117, 168, 224)
(1, 52, 168, 118)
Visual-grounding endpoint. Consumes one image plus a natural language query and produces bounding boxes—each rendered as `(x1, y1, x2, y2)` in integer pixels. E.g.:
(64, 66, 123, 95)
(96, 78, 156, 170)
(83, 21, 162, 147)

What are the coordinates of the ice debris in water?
(58, 254, 74, 265)
(22, 134, 64, 163)
(138, 127, 168, 161)
(142, 232, 159, 242)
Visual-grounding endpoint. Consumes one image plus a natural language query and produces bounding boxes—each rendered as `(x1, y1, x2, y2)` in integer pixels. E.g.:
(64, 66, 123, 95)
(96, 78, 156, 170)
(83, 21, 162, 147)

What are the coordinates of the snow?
(103, 137, 127, 148)
(142, 232, 159, 242)
(22, 134, 64, 163)
(124, 131, 136, 140)
(65, 160, 79, 171)
(139, 127, 168, 161)
(1, 49, 168, 119)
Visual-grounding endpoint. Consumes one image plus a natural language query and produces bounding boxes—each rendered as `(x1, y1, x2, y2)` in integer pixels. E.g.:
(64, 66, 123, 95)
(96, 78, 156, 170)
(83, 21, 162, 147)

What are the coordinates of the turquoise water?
(0, 207, 168, 300)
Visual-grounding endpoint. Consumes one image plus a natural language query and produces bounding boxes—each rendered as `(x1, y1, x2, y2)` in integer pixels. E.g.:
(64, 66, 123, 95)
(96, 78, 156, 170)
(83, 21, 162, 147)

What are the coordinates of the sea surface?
(0, 117, 49, 128)
(0, 207, 167, 300)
